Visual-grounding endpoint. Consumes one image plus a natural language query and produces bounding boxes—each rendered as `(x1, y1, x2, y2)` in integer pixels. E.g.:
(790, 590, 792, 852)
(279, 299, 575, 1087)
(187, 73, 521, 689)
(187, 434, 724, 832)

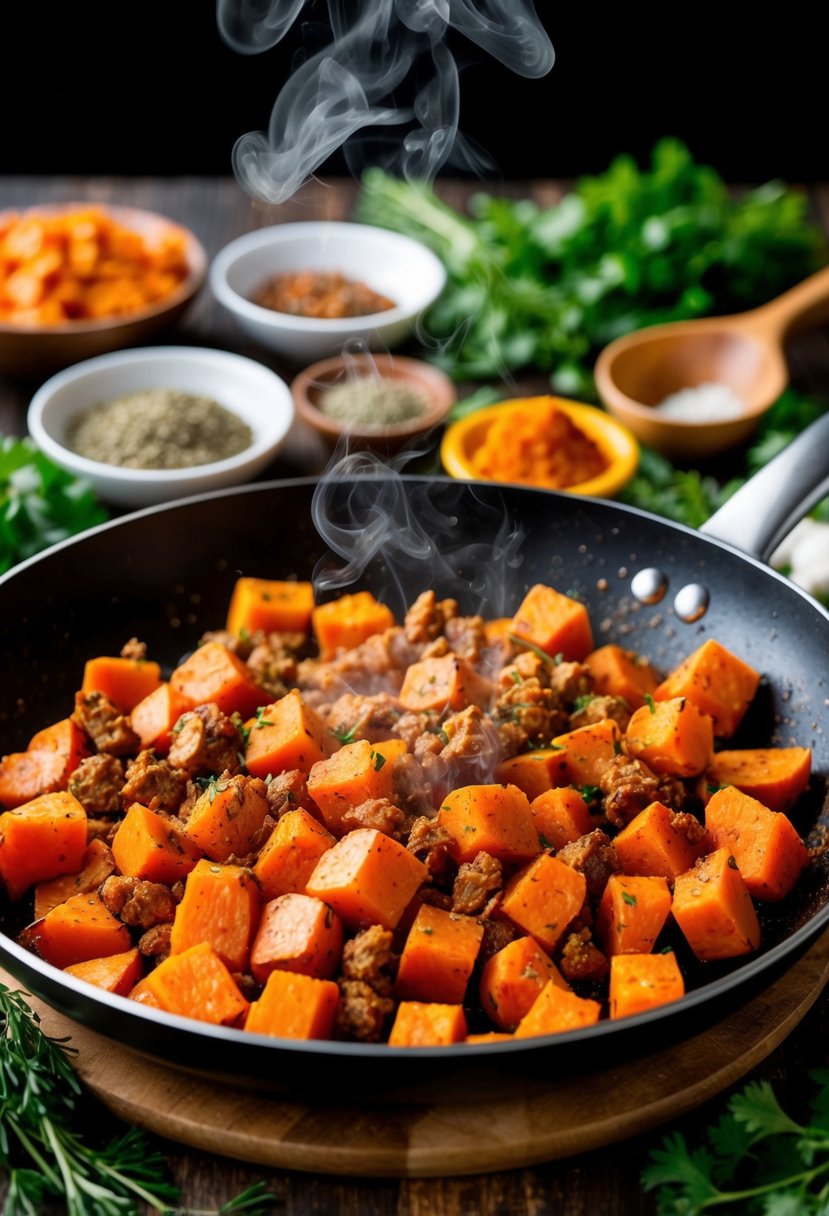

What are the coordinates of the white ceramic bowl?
(209, 221, 447, 364)
(27, 346, 295, 508)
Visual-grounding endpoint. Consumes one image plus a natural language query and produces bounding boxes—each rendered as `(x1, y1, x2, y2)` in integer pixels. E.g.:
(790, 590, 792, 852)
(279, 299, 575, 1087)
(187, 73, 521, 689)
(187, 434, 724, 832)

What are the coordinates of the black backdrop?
(5, 2, 827, 184)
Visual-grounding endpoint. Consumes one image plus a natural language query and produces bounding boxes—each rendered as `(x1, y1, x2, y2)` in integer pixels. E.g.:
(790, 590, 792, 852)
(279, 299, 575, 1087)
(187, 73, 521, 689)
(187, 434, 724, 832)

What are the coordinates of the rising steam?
(216, 0, 554, 202)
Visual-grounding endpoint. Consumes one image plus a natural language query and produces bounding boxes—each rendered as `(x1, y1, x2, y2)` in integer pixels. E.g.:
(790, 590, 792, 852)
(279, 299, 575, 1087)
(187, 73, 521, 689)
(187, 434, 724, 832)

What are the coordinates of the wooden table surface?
(2, 174, 829, 1215)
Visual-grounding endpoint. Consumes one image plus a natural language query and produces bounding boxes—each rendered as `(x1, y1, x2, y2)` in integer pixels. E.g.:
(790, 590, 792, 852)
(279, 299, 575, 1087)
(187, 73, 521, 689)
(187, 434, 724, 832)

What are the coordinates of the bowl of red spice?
(209, 221, 447, 364)
(440, 396, 640, 498)
(291, 352, 457, 453)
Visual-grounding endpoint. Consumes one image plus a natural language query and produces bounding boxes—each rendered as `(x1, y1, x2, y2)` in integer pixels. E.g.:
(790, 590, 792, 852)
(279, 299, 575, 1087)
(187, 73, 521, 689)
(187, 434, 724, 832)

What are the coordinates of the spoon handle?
(747, 263, 829, 338)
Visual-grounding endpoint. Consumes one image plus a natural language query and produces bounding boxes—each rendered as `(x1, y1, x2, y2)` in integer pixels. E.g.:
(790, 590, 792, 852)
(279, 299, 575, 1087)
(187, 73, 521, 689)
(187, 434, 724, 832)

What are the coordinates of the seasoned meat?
(478, 917, 516, 966)
(320, 692, 401, 743)
(246, 632, 303, 698)
(440, 705, 501, 788)
(497, 652, 549, 691)
(297, 628, 415, 699)
(556, 829, 621, 900)
(341, 798, 405, 838)
(601, 755, 662, 828)
(418, 887, 454, 911)
(671, 810, 709, 847)
(335, 979, 394, 1043)
(444, 614, 487, 663)
(452, 852, 502, 916)
(341, 924, 397, 997)
(199, 628, 254, 659)
(394, 710, 438, 753)
(121, 750, 189, 813)
(569, 694, 632, 733)
(549, 660, 591, 703)
(68, 754, 125, 815)
(407, 815, 454, 879)
(137, 922, 172, 959)
(404, 590, 459, 644)
(100, 875, 177, 930)
(558, 928, 609, 984)
(119, 637, 147, 661)
(491, 679, 568, 754)
(71, 690, 140, 756)
(392, 752, 436, 822)
(265, 769, 315, 818)
(167, 703, 244, 777)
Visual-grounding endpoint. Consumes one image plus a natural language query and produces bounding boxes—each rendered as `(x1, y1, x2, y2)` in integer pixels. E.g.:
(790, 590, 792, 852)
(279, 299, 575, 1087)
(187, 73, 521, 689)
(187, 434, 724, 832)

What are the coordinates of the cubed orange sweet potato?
(20, 891, 132, 969)
(64, 947, 143, 996)
(34, 838, 116, 919)
(549, 718, 622, 788)
(655, 639, 760, 737)
(398, 654, 492, 714)
(479, 935, 569, 1031)
(672, 847, 761, 961)
(81, 656, 163, 711)
(130, 683, 196, 755)
(513, 979, 601, 1038)
(464, 1031, 514, 1044)
(510, 583, 593, 662)
(625, 697, 713, 777)
(138, 942, 249, 1026)
(244, 689, 334, 780)
(170, 859, 261, 972)
(307, 739, 399, 835)
(305, 828, 427, 930)
(253, 809, 335, 901)
(500, 853, 587, 952)
(704, 785, 809, 901)
(584, 644, 659, 710)
(496, 749, 571, 801)
(595, 874, 672, 956)
(111, 802, 202, 885)
(0, 789, 88, 901)
(705, 748, 811, 814)
(609, 951, 685, 1019)
(226, 577, 315, 637)
(613, 801, 708, 880)
(250, 892, 343, 983)
(530, 787, 595, 852)
(312, 591, 395, 659)
(394, 903, 484, 1004)
(388, 1000, 468, 1046)
(183, 774, 270, 863)
(0, 719, 89, 810)
(170, 641, 267, 719)
(437, 783, 539, 866)
(244, 968, 339, 1039)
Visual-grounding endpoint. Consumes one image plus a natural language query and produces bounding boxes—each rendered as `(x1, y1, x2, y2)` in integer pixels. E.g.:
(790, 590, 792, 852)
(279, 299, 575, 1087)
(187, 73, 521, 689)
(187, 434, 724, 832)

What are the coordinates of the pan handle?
(700, 412, 829, 562)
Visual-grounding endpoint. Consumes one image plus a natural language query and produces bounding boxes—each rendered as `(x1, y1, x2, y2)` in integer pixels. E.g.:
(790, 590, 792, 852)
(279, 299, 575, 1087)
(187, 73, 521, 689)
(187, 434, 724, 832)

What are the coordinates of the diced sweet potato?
(394, 903, 484, 1004)
(64, 947, 143, 996)
(226, 577, 315, 637)
(20, 891, 132, 969)
(183, 775, 270, 863)
(595, 874, 672, 956)
(510, 583, 593, 662)
(34, 838, 116, 919)
(479, 935, 569, 1031)
(530, 787, 594, 852)
(138, 942, 249, 1026)
(82, 656, 163, 711)
(249, 892, 343, 983)
(312, 591, 395, 659)
(253, 809, 335, 900)
(307, 739, 399, 835)
(244, 969, 339, 1039)
(111, 802, 202, 885)
(705, 748, 811, 814)
(500, 852, 587, 952)
(244, 689, 334, 780)
(496, 749, 571, 800)
(388, 1000, 468, 1046)
(513, 980, 601, 1038)
(613, 801, 708, 880)
(609, 951, 685, 1019)
(0, 719, 89, 810)
(398, 654, 492, 714)
(0, 789, 88, 901)
(550, 719, 622, 787)
(704, 785, 809, 901)
(437, 783, 539, 866)
(625, 697, 713, 777)
(170, 859, 260, 972)
(170, 641, 266, 719)
(584, 644, 659, 710)
(130, 683, 195, 755)
(672, 847, 761, 962)
(655, 639, 760, 737)
(305, 828, 427, 930)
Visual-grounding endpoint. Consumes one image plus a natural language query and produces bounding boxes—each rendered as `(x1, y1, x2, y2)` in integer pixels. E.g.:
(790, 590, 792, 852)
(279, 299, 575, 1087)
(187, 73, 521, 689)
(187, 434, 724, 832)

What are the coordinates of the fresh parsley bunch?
(356, 139, 824, 395)
(0, 436, 107, 575)
(643, 1073, 829, 1213)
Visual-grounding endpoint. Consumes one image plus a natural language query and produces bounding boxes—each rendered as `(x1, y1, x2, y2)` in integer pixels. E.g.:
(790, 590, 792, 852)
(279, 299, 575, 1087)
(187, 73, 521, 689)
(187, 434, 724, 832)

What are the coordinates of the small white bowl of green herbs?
(27, 346, 295, 508)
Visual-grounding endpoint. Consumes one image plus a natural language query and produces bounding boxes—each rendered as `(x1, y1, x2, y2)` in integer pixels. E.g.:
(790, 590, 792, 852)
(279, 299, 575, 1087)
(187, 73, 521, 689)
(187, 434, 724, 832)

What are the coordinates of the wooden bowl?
(0, 203, 207, 377)
(291, 353, 457, 454)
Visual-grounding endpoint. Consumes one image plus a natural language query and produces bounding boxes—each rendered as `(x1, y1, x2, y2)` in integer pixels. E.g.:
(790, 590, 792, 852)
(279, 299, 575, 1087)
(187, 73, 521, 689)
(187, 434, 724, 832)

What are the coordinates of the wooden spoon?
(594, 264, 829, 459)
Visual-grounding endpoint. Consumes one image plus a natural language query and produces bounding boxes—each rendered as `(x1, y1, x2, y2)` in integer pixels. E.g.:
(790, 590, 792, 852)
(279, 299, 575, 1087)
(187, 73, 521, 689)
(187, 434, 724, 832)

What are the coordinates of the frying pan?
(2, 415, 829, 1097)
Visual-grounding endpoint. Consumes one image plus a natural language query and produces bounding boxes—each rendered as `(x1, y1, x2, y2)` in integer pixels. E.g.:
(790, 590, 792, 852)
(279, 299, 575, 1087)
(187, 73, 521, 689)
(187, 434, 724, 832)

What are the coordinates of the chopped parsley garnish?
(644, 693, 657, 714)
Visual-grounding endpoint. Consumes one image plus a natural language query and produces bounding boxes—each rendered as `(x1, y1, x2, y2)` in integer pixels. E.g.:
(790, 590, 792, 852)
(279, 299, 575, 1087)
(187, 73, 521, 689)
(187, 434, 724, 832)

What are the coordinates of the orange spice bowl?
(440, 396, 640, 498)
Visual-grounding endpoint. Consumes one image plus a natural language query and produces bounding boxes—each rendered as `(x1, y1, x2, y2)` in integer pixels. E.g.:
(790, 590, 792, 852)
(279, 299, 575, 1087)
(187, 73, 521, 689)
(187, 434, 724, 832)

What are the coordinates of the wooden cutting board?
(4, 934, 829, 1179)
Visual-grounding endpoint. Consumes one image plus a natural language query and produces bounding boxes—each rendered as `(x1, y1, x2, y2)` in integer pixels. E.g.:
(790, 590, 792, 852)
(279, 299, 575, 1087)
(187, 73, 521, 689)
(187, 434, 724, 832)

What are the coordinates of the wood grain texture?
(4, 930, 828, 1180)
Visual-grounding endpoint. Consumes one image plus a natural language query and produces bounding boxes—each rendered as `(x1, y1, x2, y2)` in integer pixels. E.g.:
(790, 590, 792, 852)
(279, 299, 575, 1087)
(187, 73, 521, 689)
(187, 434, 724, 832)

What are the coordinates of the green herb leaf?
(644, 693, 657, 714)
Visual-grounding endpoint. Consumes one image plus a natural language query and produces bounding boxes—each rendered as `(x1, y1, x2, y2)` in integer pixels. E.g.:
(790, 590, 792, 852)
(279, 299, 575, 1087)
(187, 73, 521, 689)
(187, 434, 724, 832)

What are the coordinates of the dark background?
(4, 2, 827, 185)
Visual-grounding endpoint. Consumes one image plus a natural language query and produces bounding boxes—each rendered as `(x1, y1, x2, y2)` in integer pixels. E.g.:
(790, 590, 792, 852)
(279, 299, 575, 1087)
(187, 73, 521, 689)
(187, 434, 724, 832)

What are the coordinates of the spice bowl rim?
(26, 345, 296, 507)
(290, 352, 458, 449)
(440, 395, 640, 498)
(209, 221, 448, 363)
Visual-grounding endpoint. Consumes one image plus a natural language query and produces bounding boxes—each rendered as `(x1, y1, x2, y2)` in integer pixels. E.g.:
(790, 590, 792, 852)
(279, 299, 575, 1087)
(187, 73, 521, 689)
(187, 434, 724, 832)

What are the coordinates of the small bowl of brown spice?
(291, 352, 457, 453)
(27, 346, 295, 507)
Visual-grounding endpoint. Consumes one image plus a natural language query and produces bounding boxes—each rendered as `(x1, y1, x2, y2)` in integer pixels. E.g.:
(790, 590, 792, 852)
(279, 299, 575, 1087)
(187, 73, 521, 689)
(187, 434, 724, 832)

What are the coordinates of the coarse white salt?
(655, 382, 746, 422)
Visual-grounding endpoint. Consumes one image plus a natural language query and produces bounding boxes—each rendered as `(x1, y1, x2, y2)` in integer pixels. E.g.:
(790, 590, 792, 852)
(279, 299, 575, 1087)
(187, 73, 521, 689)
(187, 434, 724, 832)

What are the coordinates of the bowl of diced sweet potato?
(0, 204, 207, 376)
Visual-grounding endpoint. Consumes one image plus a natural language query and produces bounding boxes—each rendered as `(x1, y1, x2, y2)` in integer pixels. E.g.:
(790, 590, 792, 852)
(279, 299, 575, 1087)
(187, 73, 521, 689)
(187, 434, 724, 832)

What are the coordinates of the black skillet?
(1, 416, 829, 1097)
